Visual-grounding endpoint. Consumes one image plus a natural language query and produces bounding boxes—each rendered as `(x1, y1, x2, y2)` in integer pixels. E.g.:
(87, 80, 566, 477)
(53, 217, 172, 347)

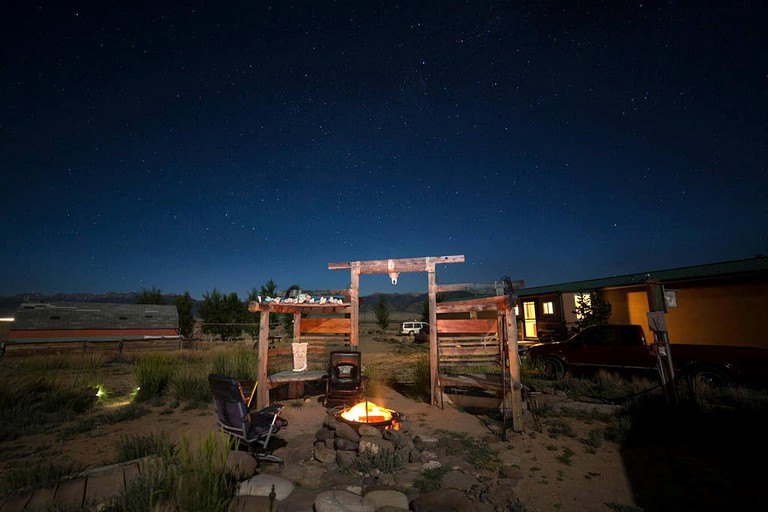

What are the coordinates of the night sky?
(2, 1, 766, 299)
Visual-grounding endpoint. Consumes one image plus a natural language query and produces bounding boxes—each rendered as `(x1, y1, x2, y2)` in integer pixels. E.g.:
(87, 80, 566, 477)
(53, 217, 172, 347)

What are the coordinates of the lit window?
(542, 302, 554, 315)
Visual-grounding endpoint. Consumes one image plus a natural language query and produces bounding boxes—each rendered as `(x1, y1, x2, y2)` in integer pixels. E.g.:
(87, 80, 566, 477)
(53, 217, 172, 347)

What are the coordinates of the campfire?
(335, 400, 401, 430)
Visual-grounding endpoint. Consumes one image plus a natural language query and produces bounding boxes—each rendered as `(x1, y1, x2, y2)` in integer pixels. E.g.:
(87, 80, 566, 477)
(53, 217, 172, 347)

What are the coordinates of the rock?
(226, 450, 258, 479)
(408, 448, 421, 463)
(277, 486, 320, 512)
(358, 424, 382, 438)
(335, 437, 359, 451)
(359, 436, 394, 456)
(410, 489, 475, 512)
(419, 450, 438, 462)
(314, 490, 376, 512)
(336, 449, 358, 469)
(237, 474, 295, 501)
(335, 422, 361, 442)
(440, 470, 475, 491)
(316, 428, 335, 442)
(324, 414, 340, 430)
(421, 460, 441, 471)
(314, 442, 336, 464)
(363, 489, 409, 510)
(277, 463, 305, 482)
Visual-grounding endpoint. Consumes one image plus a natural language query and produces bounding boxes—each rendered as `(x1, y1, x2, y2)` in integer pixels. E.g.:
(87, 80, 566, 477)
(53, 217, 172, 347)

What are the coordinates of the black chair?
(325, 350, 365, 407)
(208, 373, 287, 464)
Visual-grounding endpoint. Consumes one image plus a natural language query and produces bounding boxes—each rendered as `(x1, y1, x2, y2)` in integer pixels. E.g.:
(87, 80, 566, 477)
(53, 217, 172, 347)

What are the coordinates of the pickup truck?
(524, 324, 768, 388)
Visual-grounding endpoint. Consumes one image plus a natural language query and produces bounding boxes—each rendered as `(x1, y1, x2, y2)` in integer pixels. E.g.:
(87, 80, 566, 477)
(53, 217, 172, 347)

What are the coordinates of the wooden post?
(647, 281, 678, 406)
(350, 262, 360, 349)
(256, 309, 271, 410)
(293, 312, 301, 341)
(427, 261, 439, 406)
(504, 300, 524, 432)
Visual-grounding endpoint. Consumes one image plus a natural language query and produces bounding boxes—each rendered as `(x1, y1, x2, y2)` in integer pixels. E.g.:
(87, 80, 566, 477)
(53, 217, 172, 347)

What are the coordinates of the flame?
(340, 400, 395, 424)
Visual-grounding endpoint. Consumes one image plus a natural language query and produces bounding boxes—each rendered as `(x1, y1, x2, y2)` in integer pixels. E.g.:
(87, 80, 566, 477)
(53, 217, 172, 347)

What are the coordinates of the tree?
(243, 288, 262, 338)
(571, 290, 612, 334)
(174, 291, 195, 338)
(199, 288, 247, 340)
(136, 286, 166, 305)
(374, 295, 390, 330)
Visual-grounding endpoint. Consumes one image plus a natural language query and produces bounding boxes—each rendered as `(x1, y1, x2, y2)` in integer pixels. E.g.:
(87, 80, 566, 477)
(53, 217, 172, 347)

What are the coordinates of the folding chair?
(324, 350, 365, 407)
(208, 373, 287, 464)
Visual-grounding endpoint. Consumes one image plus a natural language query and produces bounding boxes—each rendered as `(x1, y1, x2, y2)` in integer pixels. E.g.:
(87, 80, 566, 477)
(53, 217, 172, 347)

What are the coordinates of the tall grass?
(209, 345, 259, 381)
(133, 354, 177, 402)
(114, 431, 174, 463)
(172, 434, 236, 511)
(413, 353, 431, 401)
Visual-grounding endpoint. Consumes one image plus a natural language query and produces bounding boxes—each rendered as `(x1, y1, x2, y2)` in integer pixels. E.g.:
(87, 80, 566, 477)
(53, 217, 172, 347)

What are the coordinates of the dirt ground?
(4, 322, 763, 511)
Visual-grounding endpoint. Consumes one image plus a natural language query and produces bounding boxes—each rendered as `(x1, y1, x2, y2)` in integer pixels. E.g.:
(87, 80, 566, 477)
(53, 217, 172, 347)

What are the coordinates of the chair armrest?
(259, 403, 284, 415)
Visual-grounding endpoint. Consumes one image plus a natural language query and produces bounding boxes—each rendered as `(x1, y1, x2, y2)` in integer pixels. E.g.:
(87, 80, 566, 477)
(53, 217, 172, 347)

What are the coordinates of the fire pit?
(333, 400, 401, 431)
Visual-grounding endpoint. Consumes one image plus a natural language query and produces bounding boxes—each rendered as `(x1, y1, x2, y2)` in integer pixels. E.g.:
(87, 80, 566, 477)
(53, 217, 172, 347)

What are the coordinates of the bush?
(134, 354, 177, 402)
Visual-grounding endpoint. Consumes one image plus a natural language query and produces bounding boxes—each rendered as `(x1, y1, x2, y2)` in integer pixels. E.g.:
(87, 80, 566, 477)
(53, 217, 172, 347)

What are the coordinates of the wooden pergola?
(250, 255, 524, 432)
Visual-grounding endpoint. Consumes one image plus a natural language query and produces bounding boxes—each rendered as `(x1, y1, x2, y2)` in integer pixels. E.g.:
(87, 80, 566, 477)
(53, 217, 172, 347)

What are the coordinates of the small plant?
(171, 364, 212, 403)
(114, 431, 174, 463)
(354, 448, 405, 474)
(171, 434, 236, 512)
(545, 419, 576, 439)
(584, 428, 605, 452)
(412, 353, 431, 401)
(556, 447, 575, 465)
(413, 466, 448, 492)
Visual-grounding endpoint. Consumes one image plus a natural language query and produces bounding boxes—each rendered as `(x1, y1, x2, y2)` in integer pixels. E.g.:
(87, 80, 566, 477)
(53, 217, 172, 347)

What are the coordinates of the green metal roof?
(516, 256, 768, 296)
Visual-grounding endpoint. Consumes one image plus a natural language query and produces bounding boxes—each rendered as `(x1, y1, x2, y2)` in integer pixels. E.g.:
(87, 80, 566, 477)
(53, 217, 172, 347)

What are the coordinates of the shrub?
(1, 457, 85, 495)
(354, 448, 405, 474)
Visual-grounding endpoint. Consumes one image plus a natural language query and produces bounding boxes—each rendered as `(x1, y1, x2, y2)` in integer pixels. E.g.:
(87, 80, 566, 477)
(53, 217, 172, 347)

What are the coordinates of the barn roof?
(12, 302, 179, 330)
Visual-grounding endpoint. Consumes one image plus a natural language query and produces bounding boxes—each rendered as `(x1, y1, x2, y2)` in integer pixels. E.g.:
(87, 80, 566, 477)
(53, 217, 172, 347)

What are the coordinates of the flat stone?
(410, 489, 475, 512)
(228, 495, 274, 512)
(316, 427, 335, 441)
(440, 470, 475, 491)
(237, 474, 295, 501)
(363, 489, 409, 510)
(277, 486, 320, 512)
(314, 441, 336, 464)
(314, 490, 376, 512)
(499, 464, 524, 480)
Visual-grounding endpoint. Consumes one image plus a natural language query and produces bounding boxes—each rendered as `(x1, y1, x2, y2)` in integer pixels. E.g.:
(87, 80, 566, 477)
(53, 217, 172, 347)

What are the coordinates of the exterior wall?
(665, 280, 768, 348)
(9, 328, 180, 342)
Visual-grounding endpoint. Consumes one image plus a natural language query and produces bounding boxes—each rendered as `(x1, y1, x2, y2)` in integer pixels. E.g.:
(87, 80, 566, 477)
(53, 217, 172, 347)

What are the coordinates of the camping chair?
(324, 350, 365, 407)
(208, 373, 287, 464)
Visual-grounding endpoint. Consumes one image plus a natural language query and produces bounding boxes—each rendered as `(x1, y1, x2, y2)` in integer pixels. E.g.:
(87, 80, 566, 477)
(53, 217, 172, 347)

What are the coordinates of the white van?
(401, 321, 429, 336)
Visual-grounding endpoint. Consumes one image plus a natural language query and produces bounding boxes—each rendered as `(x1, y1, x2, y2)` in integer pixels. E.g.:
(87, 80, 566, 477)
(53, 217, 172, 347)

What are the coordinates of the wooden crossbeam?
(328, 255, 464, 274)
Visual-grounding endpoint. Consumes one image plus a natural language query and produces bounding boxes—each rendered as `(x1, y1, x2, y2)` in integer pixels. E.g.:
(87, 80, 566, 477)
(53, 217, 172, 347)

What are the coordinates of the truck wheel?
(408, 330, 415, 336)
(540, 357, 565, 380)
(689, 367, 730, 388)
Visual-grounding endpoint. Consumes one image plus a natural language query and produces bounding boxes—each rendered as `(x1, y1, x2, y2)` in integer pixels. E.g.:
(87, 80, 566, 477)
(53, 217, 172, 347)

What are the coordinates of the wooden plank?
(328, 255, 465, 274)
(300, 317, 351, 334)
(25, 486, 55, 511)
(436, 319, 497, 334)
(123, 461, 140, 488)
(0, 493, 32, 512)
(439, 347, 500, 357)
(437, 281, 524, 293)
(52, 477, 86, 509)
(85, 465, 127, 505)
(248, 302, 351, 314)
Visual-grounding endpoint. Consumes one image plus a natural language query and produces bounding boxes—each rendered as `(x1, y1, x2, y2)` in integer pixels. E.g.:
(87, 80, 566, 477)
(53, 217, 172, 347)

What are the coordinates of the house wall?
(664, 280, 768, 348)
